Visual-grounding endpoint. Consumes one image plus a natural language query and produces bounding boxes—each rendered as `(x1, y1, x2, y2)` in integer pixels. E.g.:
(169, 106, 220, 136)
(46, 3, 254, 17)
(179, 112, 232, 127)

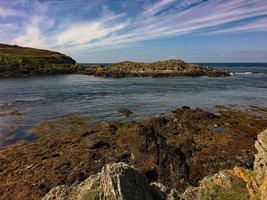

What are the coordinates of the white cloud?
(142, 0, 176, 17)
(55, 21, 129, 47)
(207, 17, 267, 34)
(0, 6, 24, 17)
(11, 25, 47, 48)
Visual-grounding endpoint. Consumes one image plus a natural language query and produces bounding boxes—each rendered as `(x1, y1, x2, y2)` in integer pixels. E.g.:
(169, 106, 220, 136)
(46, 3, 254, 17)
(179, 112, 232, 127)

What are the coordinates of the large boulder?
(254, 129, 267, 200)
(43, 162, 179, 200)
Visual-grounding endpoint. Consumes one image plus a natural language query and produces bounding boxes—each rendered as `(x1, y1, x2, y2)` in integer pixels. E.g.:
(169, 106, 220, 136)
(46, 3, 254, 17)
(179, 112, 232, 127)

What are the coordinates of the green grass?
(82, 189, 100, 200)
(198, 175, 251, 200)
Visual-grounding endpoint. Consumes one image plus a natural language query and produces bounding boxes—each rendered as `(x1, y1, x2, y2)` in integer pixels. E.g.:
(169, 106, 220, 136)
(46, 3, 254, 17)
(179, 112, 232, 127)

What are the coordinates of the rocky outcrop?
(0, 106, 266, 199)
(0, 43, 78, 77)
(43, 162, 179, 200)
(84, 59, 231, 78)
(43, 129, 267, 200)
(182, 128, 267, 200)
(254, 129, 267, 200)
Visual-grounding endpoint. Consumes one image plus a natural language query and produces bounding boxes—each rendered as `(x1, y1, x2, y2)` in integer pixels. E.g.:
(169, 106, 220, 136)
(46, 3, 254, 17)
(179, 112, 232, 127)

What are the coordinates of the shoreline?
(0, 105, 266, 199)
(1, 103, 266, 148)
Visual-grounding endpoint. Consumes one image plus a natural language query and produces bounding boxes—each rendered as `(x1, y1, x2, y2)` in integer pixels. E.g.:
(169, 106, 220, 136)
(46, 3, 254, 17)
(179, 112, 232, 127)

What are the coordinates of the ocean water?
(0, 63, 267, 146)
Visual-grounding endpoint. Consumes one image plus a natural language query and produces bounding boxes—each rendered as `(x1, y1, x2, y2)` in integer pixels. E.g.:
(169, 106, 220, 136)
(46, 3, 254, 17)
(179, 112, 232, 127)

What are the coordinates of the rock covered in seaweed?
(1, 106, 266, 200)
(84, 59, 231, 78)
(182, 128, 267, 200)
(43, 162, 179, 200)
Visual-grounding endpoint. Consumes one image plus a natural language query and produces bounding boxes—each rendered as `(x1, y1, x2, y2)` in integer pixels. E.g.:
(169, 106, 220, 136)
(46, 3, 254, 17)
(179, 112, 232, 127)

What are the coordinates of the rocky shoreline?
(0, 105, 266, 199)
(84, 60, 232, 78)
(0, 43, 232, 78)
(43, 129, 267, 200)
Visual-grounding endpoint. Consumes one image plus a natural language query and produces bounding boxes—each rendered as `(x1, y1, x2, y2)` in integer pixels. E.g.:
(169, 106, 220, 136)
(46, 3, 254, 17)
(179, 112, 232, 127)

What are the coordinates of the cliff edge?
(0, 43, 77, 77)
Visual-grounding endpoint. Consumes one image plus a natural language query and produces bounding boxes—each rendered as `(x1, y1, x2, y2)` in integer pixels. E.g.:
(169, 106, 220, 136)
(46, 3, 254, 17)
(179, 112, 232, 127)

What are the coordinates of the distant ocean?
(0, 63, 267, 145)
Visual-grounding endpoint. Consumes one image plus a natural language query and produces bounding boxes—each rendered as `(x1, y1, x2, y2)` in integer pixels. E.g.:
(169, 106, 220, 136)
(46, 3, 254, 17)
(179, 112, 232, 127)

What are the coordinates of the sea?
(0, 63, 267, 146)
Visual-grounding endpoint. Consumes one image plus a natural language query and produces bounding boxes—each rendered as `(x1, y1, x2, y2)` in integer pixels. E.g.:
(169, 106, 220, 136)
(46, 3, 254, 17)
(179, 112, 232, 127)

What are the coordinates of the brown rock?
(84, 59, 232, 78)
(0, 106, 266, 199)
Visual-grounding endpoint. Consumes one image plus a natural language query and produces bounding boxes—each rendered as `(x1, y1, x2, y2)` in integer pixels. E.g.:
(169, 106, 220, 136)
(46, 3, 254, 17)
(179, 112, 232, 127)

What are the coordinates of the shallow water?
(0, 63, 266, 145)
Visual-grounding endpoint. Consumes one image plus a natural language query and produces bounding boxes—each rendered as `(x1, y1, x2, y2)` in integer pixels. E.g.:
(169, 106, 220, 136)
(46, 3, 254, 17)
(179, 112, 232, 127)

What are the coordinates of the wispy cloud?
(1, 0, 267, 54)
(142, 0, 176, 17)
(9, 1, 54, 48)
(207, 17, 267, 34)
(58, 0, 267, 53)
(0, 6, 24, 17)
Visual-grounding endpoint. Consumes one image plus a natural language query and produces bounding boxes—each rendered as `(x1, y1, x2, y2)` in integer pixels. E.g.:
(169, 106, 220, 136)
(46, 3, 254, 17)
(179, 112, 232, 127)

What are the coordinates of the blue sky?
(0, 0, 267, 62)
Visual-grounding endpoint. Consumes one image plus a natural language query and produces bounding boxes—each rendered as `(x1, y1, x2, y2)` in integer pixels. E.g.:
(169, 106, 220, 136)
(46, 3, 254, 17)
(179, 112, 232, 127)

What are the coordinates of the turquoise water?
(0, 63, 267, 146)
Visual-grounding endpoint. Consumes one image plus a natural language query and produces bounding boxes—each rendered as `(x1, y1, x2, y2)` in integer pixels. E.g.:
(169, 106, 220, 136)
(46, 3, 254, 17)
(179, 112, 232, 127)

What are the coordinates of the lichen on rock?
(43, 162, 179, 200)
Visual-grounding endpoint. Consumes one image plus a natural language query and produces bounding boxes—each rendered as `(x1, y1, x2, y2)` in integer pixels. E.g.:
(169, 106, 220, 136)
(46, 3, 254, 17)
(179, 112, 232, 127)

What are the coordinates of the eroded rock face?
(43, 162, 179, 200)
(254, 129, 267, 200)
(254, 129, 267, 175)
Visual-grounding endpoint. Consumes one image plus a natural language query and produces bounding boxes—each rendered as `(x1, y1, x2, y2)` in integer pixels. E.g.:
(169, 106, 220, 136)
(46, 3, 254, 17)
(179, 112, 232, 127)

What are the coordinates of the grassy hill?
(0, 43, 78, 77)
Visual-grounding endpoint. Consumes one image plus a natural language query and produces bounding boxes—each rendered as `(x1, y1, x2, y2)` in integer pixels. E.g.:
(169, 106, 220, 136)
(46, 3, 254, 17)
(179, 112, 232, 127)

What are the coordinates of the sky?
(0, 0, 267, 63)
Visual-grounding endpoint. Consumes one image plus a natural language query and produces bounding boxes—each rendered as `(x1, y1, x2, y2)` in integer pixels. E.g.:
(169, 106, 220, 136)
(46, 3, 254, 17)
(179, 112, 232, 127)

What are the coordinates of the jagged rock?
(254, 129, 267, 200)
(151, 182, 180, 200)
(254, 129, 267, 174)
(43, 162, 179, 200)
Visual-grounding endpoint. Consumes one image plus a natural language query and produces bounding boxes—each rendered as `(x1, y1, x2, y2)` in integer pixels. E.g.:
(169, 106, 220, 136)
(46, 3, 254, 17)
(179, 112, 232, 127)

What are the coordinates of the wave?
(14, 97, 45, 103)
(235, 72, 264, 75)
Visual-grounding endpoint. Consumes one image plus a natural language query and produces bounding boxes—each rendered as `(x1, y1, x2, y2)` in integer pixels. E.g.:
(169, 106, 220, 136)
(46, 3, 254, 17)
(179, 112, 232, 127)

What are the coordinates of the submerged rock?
(43, 162, 179, 200)
(118, 108, 133, 117)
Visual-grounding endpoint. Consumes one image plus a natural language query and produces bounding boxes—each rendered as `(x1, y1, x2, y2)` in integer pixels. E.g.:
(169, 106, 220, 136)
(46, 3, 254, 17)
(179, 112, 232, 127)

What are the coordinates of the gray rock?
(254, 129, 267, 175)
(254, 129, 267, 200)
(43, 162, 179, 200)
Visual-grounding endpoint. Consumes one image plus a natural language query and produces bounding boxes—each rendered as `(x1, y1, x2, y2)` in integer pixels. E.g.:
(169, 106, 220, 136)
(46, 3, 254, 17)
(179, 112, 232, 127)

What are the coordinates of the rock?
(1, 107, 267, 199)
(26, 164, 34, 170)
(89, 140, 110, 149)
(254, 129, 267, 175)
(43, 162, 179, 200)
(182, 128, 267, 200)
(118, 108, 133, 117)
(254, 129, 267, 200)
(181, 168, 254, 200)
(151, 182, 180, 200)
(84, 59, 231, 78)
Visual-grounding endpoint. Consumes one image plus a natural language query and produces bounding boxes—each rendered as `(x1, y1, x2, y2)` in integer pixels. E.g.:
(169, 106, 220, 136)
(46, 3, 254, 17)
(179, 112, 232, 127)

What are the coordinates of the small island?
(84, 60, 232, 78)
